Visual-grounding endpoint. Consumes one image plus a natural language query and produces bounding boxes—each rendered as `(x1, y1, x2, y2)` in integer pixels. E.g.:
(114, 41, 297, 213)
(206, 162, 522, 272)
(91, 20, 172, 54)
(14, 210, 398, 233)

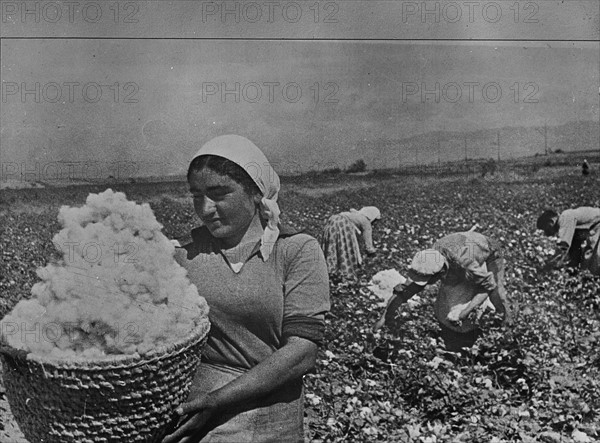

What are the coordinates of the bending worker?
(320, 207, 381, 282)
(536, 207, 600, 274)
(374, 230, 511, 352)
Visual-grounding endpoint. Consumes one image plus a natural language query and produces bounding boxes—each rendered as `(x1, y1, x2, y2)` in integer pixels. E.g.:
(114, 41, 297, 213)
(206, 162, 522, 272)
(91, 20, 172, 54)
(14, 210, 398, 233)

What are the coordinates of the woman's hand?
(393, 281, 409, 293)
(162, 336, 317, 443)
(543, 248, 569, 271)
(457, 307, 472, 321)
(372, 315, 385, 332)
(161, 395, 216, 443)
(446, 307, 463, 326)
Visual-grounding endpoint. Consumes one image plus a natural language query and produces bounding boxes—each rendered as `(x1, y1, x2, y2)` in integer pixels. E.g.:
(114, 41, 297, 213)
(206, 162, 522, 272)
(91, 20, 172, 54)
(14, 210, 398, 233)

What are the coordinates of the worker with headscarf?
(320, 206, 381, 282)
(536, 207, 600, 274)
(373, 230, 511, 352)
(582, 159, 590, 176)
(162, 135, 331, 443)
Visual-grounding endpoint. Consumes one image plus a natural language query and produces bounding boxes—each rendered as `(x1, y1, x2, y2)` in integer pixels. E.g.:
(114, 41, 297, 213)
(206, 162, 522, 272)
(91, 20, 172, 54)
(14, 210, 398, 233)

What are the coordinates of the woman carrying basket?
(162, 135, 331, 443)
(320, 206, 381, 282)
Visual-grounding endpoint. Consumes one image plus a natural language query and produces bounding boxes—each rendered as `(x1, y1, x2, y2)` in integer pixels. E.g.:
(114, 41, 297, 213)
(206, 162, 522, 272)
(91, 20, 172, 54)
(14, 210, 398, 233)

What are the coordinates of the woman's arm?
(361, 221, 376, 253)
(350, 214, 376, 253)
(162, 336, 317, 443)
(199, 336, 316, 411)
(373, 281, 423, 331)
(457, 292, 489, 321)
(543, 246, 570, 271)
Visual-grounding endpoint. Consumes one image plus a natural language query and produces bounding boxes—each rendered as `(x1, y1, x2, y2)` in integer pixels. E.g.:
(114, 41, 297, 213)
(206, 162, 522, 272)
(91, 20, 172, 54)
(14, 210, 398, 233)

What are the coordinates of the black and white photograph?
(1, 1, 599, 442)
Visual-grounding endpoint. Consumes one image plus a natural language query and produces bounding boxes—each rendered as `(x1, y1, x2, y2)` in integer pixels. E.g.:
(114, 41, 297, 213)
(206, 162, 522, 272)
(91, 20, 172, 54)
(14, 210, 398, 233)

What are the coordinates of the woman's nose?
(195, 196, 216, 217)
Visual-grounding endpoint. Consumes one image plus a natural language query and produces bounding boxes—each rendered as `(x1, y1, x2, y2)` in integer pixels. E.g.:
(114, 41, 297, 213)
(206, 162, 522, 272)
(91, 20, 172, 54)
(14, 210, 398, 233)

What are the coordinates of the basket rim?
(1, 320, 210, 371)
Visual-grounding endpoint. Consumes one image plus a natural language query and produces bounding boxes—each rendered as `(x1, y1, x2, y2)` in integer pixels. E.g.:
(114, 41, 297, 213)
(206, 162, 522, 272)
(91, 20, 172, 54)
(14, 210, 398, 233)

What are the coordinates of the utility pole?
(497, 130, 500, 161)
(544, 122, 548, 155)
(535, 120, 549, 155)
(464, 135, 469, 178)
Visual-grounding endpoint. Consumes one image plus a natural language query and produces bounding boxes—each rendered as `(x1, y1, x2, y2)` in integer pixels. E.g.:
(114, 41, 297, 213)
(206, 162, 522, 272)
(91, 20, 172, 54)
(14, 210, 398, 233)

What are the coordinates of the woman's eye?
(208, 191, 227, 200)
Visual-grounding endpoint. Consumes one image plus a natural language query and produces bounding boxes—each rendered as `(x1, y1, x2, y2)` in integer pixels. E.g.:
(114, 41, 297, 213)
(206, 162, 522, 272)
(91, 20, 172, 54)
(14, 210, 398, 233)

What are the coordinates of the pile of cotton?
(368, 269, 422, 308)
(0, 189, 209, 361)
(436, 280, 496, 330)
(446, 300, 496, 324)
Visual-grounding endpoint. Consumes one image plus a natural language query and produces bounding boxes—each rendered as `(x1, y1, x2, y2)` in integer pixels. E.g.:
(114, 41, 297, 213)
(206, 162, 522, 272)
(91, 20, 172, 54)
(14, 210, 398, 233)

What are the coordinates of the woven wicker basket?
(0, 321, 210, 443)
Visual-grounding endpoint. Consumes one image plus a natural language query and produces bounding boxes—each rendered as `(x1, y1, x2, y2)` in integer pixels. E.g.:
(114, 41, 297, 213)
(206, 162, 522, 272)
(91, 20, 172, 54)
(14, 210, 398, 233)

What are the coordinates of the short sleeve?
(448, 236, 497, 293)
(462, 259, 497, 293)
(280, 235, 331, 346)
(557, 210, 577, 248)
(355, 215, 375, 251)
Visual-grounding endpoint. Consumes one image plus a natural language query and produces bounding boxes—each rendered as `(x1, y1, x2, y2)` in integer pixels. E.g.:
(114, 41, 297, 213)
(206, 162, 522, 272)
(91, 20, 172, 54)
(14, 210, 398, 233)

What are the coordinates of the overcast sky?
(1, 2, 599, 178)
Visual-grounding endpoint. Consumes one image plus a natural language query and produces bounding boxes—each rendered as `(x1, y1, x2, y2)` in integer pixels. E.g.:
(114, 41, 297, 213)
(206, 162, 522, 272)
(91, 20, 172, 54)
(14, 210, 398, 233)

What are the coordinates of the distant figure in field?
(373, 231, 511, 352)
(582, 159, 590, 176)
(320, 207, 381, 282)
(536, 207, 600, 274)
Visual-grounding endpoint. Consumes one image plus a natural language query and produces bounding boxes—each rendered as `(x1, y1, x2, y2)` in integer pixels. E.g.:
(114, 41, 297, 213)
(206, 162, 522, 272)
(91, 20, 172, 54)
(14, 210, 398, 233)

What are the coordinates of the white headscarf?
(191, 135, 280, 261)
(358, 206, 381, 222)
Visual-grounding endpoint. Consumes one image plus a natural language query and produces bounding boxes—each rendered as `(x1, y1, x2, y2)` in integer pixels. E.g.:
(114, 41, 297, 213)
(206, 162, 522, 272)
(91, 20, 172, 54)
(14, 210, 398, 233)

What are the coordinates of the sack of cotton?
(0, 189, 210, 443)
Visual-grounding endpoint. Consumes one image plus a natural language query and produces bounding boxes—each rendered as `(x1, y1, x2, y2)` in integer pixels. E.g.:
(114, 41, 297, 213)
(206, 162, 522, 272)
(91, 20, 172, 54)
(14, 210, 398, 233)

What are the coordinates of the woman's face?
(189, 168, 259, 245)
(543, 218, 559, 236)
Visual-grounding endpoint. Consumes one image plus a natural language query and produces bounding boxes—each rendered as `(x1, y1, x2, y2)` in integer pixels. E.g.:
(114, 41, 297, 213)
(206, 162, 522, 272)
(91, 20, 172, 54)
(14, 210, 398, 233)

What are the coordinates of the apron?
(320, 214, 362, 280)
(435, 257, 506, 351)
(178, 361, 305, 443)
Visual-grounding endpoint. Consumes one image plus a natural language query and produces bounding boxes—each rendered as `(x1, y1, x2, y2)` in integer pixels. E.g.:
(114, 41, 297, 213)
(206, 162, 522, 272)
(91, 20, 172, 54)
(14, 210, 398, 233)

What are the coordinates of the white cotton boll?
(46, 302, 78, 325)
(57, 205, 93, 230)
(169, 322, 196, 342)
(172, 287, 205, 323)
(157, 236, 176, 255)
(35, 265, 52, 282)
(136, 341, 155, 355)
(138, 229, 154, 241)
(49, 268, 81, 301)
(55, 331, 74, 351)
(3, 189, 209, 360)
(31, 281, 53, 306)
(107, 212, 126, 231)
(368, 269, 407, 307)
(151, 287, 168, 304)
(10, 299, 47, 324)
(24, 340, 47, 357)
